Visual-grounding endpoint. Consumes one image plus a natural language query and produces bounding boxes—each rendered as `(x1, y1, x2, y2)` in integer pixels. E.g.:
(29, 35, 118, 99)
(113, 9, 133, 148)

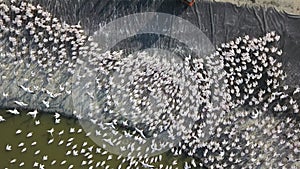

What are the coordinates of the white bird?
(47, 128, 54, 137)
(27, 109, 38, 119)
(103, 138, 114, 146)
(277, 49, 283, 56)
(73, 150, 78, 156)
(33, 162, 39, 167)
(67, 137, 74, 142)
(191, 159, 197, 167)
(34, 150, 40, 155)
(85, 132, 91, 137)
(293, 87, 300, 95)
(61, 160, 67, 165)
(58, 130, 64, 135)
(18, 142, 25, 147)
(19, 84, 34, 93)
(58, 140, 64, 145)
(90, 118, 97, 124)
(42, 100, 50, 108)
(66, 150, 72, 156)
(55, 118, 61, 124)
(39, 163, 45, 169)
(95, 161, 101, 168)
(82, 142, 88, 147)
(19, 162, 25, 167)
(10, 158, 17, 164)
(95, 130, 101, 136)
(104, 122, 115, 129)
(35, 120, 40, 125)
(16, 129, 22, 134)
(87, 146, 94, 152)
(59, 84, 65, 91)
(140, 161, 154, 168)
(48, 138, 54, 144)
(69, 128, 75, 133)
(184, 162, 191, 169)
(54, 113, 60, 119)
(3, 92, 9, 98)
(250, 109, 261, 119)
(135, 127, 146, 139)
(65, 90, 71, 95)
(66, 142, 72, 147)
(42, 155, 48, 161)
(51, 160, 57, 165)
(14, 101, 28, 107)
(26, 132, 33, 138)
(6, 144, 12, 151)
(21, 147, 27, 153)
(88, 159, 94, 165)
(7, 108, 20, 115)
(107, 155, 113, 160)
(0, 115, 6, 122)
(95, 147, 101, 154)
(31, 141, 37, 146)
(81, 160, 87, 166)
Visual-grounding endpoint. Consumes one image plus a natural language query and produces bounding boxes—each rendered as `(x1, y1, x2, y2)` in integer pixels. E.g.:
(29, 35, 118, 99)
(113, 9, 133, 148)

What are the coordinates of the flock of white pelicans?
(0, 0, 299, 168)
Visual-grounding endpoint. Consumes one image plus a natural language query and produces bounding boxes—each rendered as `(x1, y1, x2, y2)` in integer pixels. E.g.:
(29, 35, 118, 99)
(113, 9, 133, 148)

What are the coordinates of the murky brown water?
(0, 110, 195, 169)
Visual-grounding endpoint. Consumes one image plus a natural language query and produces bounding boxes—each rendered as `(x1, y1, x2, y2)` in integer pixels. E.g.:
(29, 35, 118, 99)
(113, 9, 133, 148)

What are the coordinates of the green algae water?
(0, 110, 195, 169)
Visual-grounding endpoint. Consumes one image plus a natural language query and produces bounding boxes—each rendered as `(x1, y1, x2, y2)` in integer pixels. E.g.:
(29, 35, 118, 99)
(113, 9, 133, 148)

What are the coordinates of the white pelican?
(35, 120, 40, 125)
(39, 163, 44, 169)
(66, 150, 71, 156)
(58, 140, 64, 145)
(18, 142, 24, 147)
(16, 129, 22, 134)
(73, 150, 78, 156)
(60, 160, 67, 165)
(50, 160, 56, 165)
(54, 112, 60, 119)
(26, 132, 33, 138)
(33, 162, 39, 167)
(34, 150, 40, 155)
(81, 160, 87, 166)
(42, 155, 48, 161)
(71, 144, 77, 149)
(55, 118, 61, 124)
(82, 142, 88, 147)
(10, 158, 17, 164)
(67, 137, 74, 142)
(47, 128, 54, 137)
(140, 161, 154, 168)
(0, 115, 5, 122)
(58, 130, 64, 135)
(19, 162, 25, 167)
(27, 109, 38, 119)
(7, 109, 20, 115)
(42, 100, 50, 108)
(21, 147, 27, 153)
(69, 128, 75, 133)
(47, 138, 54, 144)
(3, 92, 9, 98)
(14, 101, 28, 107)
(19, 84, 34, 93)
(6, 144, 12, 151)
